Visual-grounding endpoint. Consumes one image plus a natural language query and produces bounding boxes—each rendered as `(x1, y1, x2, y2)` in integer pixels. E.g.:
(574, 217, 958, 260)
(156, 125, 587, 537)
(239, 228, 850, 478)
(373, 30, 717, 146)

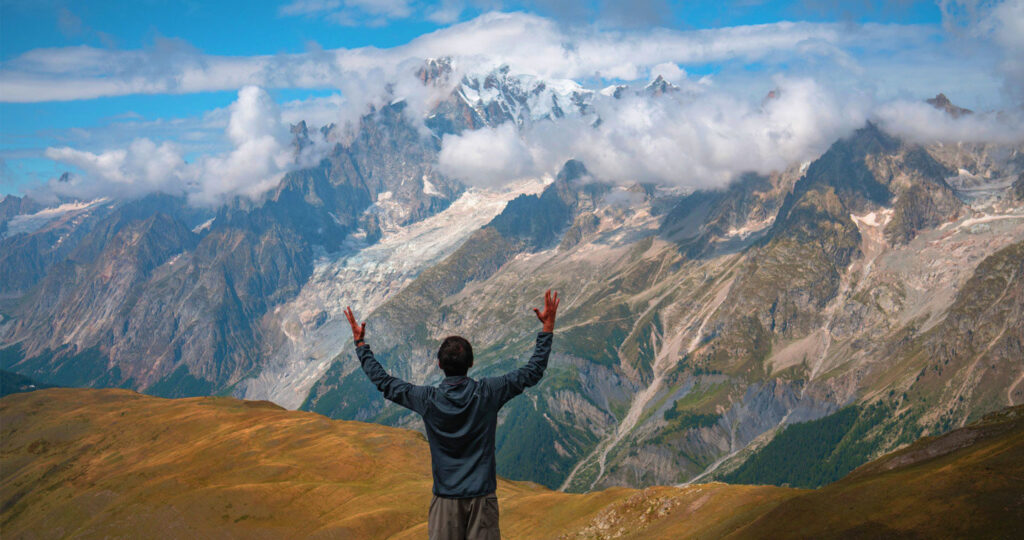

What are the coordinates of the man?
(343, 290, 559, 540)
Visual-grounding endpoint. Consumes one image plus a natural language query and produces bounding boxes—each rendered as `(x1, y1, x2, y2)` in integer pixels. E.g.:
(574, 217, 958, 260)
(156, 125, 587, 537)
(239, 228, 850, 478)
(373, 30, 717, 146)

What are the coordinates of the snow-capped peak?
(455, 65, 594, 125)
(644, 75, 680, 96)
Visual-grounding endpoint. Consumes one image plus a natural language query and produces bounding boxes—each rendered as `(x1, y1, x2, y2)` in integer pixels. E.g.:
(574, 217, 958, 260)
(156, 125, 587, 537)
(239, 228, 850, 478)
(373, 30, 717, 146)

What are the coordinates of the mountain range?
(1, 60, 1022, 493)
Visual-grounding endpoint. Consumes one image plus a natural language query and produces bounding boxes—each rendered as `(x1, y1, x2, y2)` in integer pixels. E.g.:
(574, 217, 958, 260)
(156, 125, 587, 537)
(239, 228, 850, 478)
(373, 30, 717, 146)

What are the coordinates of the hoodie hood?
(438, 376, 478, 408)
(433, 376, 480, 433)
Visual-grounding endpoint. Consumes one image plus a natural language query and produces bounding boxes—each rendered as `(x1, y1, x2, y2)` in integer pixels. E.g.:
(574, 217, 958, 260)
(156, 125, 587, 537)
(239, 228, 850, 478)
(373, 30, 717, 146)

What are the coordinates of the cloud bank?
(0, 12, 940, 103)
(438, 77, 877, 189)
(43, 86, 299, 207)
(14, 6, 1024, 206)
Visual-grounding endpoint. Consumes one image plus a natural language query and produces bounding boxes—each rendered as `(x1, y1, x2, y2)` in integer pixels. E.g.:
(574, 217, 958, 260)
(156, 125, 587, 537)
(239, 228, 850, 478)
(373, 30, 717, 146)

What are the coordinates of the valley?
(1, 66, 1022, 494)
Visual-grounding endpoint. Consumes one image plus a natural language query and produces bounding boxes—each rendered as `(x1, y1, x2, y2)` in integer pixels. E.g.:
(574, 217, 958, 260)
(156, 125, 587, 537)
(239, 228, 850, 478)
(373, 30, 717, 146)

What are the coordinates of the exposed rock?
(926, 93, 973, 118)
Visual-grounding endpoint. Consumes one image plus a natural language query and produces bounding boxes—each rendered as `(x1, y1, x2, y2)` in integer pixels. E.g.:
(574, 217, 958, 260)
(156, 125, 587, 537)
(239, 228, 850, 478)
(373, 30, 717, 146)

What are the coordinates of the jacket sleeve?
(356, 342, 430, 416)
(483, 332, 552, 408)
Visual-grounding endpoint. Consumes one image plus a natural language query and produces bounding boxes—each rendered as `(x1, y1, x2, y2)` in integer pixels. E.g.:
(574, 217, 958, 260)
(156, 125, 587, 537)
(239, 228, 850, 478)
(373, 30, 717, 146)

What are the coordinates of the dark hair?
(437, 336, 473, 376)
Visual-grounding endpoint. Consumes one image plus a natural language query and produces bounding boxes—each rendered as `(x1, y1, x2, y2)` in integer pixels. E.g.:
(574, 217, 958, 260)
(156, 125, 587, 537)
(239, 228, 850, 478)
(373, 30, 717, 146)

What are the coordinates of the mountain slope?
(2, 389, 1021, 539)
(729, 405, 1024, 539)
(293, 121, 1022, 493)
(0, 100, 460, 397)
(2, 78, 1022, 498)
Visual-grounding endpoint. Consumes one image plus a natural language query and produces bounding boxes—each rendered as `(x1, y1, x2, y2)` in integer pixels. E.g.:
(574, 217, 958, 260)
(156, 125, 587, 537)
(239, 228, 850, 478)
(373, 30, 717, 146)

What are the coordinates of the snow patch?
(953, 212, 1024, 232)
(850, 209, 893, 228)
(4, 198, 107, 237)
(422, 176, 442, 197)
(726, 217, 776, 238)
(192, 218, 215, 233)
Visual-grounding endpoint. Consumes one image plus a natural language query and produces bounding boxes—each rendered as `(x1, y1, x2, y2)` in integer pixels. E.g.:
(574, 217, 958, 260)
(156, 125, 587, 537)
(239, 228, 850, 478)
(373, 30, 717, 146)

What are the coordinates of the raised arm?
(344, 306, 429, 416)
(485, 290, 559, 407)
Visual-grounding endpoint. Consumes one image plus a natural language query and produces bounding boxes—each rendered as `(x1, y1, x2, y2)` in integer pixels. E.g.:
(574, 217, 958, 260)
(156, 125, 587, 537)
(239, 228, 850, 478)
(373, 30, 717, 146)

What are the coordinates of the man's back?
(344, 290, 559, 539)
(355, 332, 553, 497)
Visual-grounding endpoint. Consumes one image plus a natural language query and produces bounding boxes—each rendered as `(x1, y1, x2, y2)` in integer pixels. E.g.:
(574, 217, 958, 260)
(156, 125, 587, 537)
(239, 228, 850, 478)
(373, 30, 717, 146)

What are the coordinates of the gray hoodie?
(356, 332, 552, 498)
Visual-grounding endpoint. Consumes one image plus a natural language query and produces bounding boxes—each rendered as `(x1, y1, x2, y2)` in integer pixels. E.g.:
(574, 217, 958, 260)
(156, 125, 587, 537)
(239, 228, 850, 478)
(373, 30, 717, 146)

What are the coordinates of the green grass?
(145, 364, 215, 398)
(721, 403, 891, 488)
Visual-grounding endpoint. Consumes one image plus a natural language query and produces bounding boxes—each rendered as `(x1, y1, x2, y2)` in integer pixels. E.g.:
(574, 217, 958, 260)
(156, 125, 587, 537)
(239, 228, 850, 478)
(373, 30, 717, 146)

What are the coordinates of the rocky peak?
(0, 194, 42, 227)
(927, 93, 972, 118)
(600, 84, 629, 99)
(761, 88, 781, 108)
(556, 159, 590, 183)
(290, 120, 311, 153)
(644, 75, 679, 97)
(416, 57, 454, 86)
(486, 159, 607, 251)
(791, 122, 898, 213)
(426, 65, 593, 135)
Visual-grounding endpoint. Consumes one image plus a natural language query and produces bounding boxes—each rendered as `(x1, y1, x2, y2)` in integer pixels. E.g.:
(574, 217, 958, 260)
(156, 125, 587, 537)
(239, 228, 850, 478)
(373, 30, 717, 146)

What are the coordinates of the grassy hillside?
(721, 403, 891, 488)
(2, 389, 1022, 539)
(731, 405, 1024, 539)
(0, 369, 55, 398)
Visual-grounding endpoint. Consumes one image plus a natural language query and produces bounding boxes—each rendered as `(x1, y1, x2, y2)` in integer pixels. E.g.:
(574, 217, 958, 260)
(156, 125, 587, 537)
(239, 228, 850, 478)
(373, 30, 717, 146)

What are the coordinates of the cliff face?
(0, 100, 460, 396)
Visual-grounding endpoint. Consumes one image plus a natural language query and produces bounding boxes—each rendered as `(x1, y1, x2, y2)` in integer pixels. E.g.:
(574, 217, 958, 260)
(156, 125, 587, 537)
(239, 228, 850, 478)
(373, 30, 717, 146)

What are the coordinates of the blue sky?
(1, 0, 1020, 200)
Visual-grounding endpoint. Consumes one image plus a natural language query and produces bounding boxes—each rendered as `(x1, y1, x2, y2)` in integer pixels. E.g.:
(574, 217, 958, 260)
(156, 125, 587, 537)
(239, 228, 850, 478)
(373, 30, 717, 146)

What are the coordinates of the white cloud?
(426, 0, 467, 24)
(348, 0, 412, 18)
(873, 99, 1024, 144)
(649, 62, 685, 83)
(438, 77, 872, 190)
(44, 139, 188, 199)
(437, 123, 536, 186)
(42, 86, 303, 207)
(986, 0, 1024, 103)
(0, 12, 943, 103)
(12, 10, 1024, 204)
(279, 0, 411, 26)
(279, 0, 343, 16)
(188, 86, 295, 206)
(940, 0, 1024, 104)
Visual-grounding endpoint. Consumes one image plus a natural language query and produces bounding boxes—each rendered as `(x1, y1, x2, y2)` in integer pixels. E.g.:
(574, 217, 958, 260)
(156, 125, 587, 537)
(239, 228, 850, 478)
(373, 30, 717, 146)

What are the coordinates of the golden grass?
(2, 389, 1021, 539)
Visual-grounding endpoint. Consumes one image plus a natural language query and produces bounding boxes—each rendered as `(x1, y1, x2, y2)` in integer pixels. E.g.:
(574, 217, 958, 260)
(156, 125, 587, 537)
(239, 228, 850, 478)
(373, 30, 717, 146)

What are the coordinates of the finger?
(360, 322, 366, 336)
(534, 308, 543, 321)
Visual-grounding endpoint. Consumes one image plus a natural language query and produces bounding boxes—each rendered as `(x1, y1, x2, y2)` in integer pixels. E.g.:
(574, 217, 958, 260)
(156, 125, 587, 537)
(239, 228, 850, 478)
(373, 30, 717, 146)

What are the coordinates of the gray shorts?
(428, 493, 500, 540)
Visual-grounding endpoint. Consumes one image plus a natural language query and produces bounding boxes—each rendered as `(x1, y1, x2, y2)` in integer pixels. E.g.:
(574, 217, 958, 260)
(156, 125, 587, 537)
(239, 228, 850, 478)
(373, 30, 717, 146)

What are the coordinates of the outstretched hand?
(344, 306, 366, 345)
(533, 289, 560, 333)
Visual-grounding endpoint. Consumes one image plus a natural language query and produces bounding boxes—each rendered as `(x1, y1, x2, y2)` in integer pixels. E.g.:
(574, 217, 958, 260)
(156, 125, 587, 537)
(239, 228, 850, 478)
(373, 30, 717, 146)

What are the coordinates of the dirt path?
(1008, 370, 1024, 406)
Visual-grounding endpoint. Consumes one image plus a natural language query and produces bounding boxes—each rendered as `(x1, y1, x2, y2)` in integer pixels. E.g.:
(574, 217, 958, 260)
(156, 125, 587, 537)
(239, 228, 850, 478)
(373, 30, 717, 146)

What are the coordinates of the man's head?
(437, 336, 473, 376)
